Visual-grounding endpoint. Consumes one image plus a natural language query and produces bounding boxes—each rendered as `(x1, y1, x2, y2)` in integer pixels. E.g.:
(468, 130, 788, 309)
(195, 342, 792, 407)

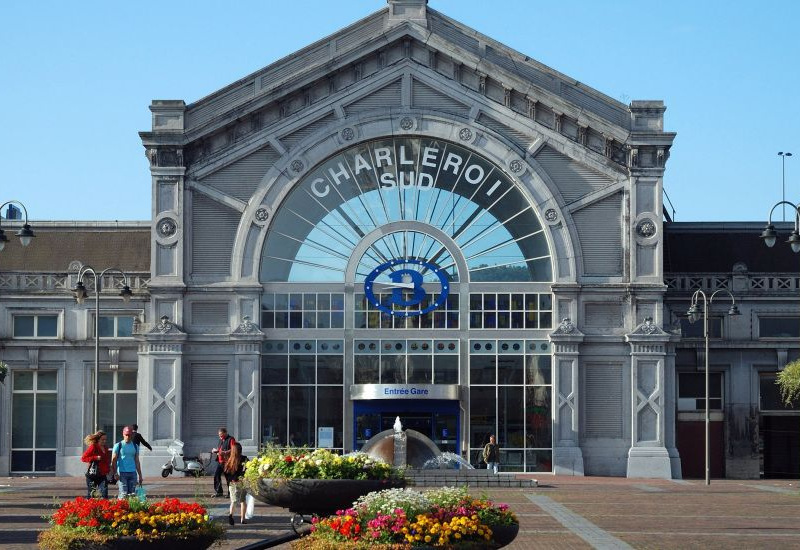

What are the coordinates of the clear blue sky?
(2, 0, 798, 222)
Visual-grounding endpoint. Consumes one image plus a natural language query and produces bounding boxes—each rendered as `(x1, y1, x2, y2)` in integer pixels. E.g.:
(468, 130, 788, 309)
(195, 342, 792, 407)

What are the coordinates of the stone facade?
(1, 1, 796, 479)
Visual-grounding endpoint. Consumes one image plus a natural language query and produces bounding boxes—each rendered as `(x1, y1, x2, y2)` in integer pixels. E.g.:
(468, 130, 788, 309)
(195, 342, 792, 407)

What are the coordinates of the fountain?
(361, 417, 472, 470)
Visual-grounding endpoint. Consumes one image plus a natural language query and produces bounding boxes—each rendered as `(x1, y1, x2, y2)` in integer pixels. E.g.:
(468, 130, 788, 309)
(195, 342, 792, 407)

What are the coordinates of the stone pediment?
(143, 2, 672, 177)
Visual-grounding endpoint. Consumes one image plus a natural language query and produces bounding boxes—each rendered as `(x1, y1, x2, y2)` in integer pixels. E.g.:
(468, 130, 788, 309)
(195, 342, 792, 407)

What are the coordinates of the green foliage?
(0, 361, 8, 385)
(244, 446, 403, 490)
(777, 359, 800, 405)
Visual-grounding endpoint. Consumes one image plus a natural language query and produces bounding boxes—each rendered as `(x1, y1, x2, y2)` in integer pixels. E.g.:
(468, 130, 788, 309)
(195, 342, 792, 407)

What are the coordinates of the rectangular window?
(677, 372, 723, 411)
(759, 317, 800, 338)
(469, 293, 552, 329)
(11, 371, 58, 473)
(353, 340, 459, 385)
(260, 339, 344, 450)
(97, 316, 135, 338)
(13, 315, 58, 338)
(354, 293, 458, 329)
(760, 373, 799, 412)
(680, 317, 724, 339)
(98, 371, 138, 445)
(261, 293, 344, 330)
(469, 339, 552, 472)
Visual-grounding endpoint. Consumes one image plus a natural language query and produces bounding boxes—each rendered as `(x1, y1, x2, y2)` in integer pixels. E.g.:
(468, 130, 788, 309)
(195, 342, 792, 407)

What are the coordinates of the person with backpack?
(110, 426, 143, 498)
(212, 427, 236, 497)
(81, 431, 110, 498)
(483, 434, 500, 474)
(130, 424, 152, 451)
(224, 442, 249, 525)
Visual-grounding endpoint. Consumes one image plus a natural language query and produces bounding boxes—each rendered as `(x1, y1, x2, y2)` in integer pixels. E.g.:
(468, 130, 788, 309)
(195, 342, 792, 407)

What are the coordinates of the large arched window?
(260, 137, 552, 283)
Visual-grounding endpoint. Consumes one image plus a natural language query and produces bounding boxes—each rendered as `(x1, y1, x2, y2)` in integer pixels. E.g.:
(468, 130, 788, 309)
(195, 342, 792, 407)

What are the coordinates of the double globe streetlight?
(686, 290, 740, 486)
(72, 267, 133, 432)
(760, 200, 800, 253)
(0, 200, 35, 251)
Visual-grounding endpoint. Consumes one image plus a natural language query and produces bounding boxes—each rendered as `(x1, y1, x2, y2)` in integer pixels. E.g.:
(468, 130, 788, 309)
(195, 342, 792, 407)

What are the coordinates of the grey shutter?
(584, 363, 623, 438)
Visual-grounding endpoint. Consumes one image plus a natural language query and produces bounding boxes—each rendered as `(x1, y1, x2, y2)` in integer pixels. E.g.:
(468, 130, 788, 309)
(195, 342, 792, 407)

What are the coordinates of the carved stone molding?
(544, 208, 558, 223)
(636, 219, 656, 238)
(232, 316, 264, 336)
(156, 217, 177, 238)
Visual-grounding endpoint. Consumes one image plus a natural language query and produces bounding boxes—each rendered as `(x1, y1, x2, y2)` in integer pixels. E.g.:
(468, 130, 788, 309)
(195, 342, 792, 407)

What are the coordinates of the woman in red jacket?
(81, 431, 110, 498)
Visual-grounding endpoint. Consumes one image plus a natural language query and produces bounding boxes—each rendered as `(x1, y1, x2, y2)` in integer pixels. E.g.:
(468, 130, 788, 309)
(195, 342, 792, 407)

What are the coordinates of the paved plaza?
(2, 475, 800, 549)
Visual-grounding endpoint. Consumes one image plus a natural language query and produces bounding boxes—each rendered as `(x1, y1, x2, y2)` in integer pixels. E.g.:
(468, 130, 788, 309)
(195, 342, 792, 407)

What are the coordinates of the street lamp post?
(760, 200, 800, 253)
(0, 199, 35, 251)
(72, 267, 133, 431)
(686, 290, 740, 486)
(778, 152, 792, 222)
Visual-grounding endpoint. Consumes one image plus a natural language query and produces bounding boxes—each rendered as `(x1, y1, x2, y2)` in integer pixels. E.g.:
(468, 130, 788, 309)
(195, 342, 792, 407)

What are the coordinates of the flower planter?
(490, 522, 520, 547)
(254, 478, 405, 517)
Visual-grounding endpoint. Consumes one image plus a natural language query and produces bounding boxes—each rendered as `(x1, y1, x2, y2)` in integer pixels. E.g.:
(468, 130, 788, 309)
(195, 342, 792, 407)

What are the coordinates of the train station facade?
(1, 0, 797, 479)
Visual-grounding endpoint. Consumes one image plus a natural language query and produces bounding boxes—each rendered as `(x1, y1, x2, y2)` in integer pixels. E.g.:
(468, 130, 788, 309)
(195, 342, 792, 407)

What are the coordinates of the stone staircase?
(405, 469, 538, 488)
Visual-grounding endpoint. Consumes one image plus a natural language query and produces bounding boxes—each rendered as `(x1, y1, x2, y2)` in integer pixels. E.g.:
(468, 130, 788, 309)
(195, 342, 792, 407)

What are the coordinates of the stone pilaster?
(625, 317, 672, 478)
(550, 318, 585, 476)
(231, 317, 264, 455)
(136, 316, 187, 475)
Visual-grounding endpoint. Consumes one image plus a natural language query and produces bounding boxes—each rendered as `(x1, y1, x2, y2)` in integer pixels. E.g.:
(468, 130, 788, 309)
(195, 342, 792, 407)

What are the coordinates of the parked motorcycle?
(161, 439, 212, 478)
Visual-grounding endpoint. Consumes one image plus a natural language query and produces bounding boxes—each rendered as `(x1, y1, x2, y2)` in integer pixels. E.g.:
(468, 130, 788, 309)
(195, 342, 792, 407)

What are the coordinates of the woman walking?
(81, 431, 110, 498)
(223, 442, 248, 525)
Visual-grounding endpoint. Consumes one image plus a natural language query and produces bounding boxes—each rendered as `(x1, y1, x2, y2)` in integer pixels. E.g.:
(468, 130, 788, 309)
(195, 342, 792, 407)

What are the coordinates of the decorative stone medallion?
(458, 128, 473, 141)
(544, 209, 558, 223)
(399, 117, 415, 131)
(640, 317, 658, 334)
(509, 159, 524, 173)
(340, 127, 355, 141)
(157, 218, 177, 238)
(290, 160, 305, 173)
(557, 318, 575, 334)
(255, 208, 270, 223)
(636, 219, 657, 238)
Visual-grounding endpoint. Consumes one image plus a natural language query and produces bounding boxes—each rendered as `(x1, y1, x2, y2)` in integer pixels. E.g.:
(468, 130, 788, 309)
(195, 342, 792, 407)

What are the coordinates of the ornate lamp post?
(686, 290, 740, 485)
(72, 266, 133, 431)
(0, 200, 35, 251)
(760, 200, 800, 253)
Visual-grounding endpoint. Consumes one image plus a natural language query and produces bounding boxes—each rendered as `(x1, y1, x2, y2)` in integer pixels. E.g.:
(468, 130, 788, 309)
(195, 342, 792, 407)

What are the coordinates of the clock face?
(363, 258, 450, 317)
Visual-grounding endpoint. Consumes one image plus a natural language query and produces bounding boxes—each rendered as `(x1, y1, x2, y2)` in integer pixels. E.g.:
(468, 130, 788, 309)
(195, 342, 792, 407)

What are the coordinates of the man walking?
(212, 427, 236, 497)
(130, 424, 152, 451)
(111, 426, 143, 498)
(483, 434, 500, 474)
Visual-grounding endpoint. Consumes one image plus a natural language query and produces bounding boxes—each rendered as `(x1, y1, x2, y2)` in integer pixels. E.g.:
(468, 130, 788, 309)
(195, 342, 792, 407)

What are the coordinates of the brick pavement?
(2, 475, 800, 549)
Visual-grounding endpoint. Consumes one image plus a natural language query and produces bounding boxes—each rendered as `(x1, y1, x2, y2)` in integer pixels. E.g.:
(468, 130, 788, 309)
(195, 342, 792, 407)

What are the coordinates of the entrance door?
(762, 416, 800, 478)
(676, 420, 724, 478)
(354, 400, 459, 454)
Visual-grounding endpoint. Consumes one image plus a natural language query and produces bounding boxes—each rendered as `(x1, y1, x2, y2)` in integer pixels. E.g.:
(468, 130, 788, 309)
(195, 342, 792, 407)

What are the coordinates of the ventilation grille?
(187, 362, 229, 438)
(560, 83, 628, 128)
(412, 80, 470, 117)
(191, 301, 229, 326)
(199, 145, 279, 202)
(336, 15, 386, 51)
(485, 46, 558, 94)
(534, 146, 613, 203)
(281, 113, 339, 150)
(572, 193, 623, 276)
(344, 80, 402, 115)
(186, 83, 255, 129)
(476, 113, 531, 151)
(429, 15, 480, 54)
(262, 45, 329, 89)
(585, 364, 623, 438)
(191, 194, 240, 276)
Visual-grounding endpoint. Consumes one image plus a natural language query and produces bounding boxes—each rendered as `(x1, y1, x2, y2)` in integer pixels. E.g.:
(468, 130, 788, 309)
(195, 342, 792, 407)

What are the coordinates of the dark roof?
(664, 222, 800, 273)
(0, 223, 151, 273)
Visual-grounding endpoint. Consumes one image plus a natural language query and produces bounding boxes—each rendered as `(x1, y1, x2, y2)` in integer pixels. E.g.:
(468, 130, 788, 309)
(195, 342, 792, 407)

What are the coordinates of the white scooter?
(161, 439, 210, 478)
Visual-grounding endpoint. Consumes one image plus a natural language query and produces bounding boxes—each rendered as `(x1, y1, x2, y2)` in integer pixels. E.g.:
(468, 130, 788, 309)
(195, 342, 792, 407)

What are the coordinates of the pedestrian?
(224, 442, 249, 525)
(110, 426, 143, 498)
(483, 434, 500, 474)
(81, 431, 110, 498)
(130, 424, 152, 451)
(212, 427, 236, 497)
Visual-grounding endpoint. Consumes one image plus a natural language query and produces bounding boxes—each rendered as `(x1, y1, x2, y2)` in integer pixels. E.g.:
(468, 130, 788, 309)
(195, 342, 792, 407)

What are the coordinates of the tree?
(776, 359, 800, 405)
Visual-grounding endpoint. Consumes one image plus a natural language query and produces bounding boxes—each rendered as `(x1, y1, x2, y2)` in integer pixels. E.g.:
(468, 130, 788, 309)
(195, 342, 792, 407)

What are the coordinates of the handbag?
(86, 460, 100, 482)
